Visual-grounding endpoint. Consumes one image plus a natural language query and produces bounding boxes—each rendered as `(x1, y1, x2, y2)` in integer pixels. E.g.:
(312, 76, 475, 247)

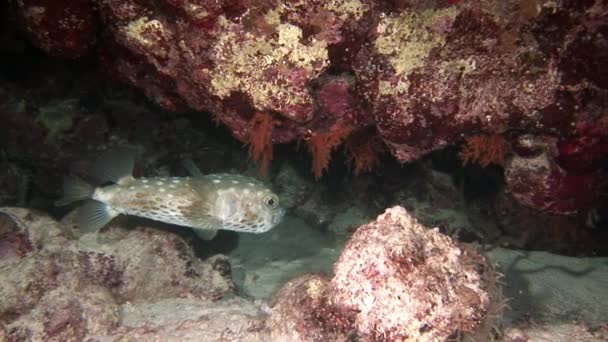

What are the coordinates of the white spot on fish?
(243, 189, 250, 194)
(213, 179, 221, 184)
(169, 184, 176, 189)
(144, 185, 150, 188)
(172, 179, 180, 184)
(248, 182, 254, 186)
(159, 188, 166, 192)
(142, 179, 148, 183)
(156, 181, 163, 186)
(232, 180, 239, 184)
(129, 186, 135, 190)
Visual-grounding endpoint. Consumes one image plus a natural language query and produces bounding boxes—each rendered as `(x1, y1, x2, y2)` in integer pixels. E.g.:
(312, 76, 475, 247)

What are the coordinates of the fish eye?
(264, 195, 278, 209)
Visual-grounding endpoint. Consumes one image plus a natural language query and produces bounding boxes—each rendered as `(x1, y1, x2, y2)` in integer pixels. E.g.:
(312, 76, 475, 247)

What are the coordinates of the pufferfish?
(56, 149, 285, 240)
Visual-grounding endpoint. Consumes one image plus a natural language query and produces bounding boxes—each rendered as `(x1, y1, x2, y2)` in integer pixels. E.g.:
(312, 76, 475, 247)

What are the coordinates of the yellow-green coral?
(324, 0, 368, 20)
(378, 79, 410, 96)
(203, 0, 368, 113)
(375, 7, 460, 77)
(124, 17, 169, 57)
(208, 16, 328, 111)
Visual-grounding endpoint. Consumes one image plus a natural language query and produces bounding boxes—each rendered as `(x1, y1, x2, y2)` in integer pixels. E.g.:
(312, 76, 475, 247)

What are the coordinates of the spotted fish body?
(57, 150, 284, 239)
(94, 174, 284, 233)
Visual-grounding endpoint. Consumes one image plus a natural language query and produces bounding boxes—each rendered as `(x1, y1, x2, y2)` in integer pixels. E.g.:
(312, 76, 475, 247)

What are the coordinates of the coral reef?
(267, 274, 351, 341)
(247, 111, 279, 176)
(0, 205, 496, 341)
(10, 0, 608, 214)
(344, 128, 385, 175)
(267, 206, 497, 341)
(0, 207, 233, 340)
(505, 134, 605, 216)
(329, 206, 494, 340)
(460, 134, 506, 167)
(307, 124, 353, 179)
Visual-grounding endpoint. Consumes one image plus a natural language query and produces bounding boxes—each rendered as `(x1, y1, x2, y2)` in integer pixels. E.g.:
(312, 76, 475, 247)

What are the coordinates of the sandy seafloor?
(227, 212, 608, 341)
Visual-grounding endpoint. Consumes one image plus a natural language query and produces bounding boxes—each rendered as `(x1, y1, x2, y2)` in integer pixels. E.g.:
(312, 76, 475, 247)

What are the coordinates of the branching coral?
(247, 112, 278, 176)
(344, 129, 384, 175)
(307, 126, 353, 179)
(459, 134, 506, 167)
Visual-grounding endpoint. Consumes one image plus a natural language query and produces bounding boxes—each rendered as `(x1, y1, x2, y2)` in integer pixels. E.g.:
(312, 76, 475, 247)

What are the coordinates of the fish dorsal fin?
(92, 148, 135, 185)
(55, 176, 95, 206)
(181, 159, 203, 177)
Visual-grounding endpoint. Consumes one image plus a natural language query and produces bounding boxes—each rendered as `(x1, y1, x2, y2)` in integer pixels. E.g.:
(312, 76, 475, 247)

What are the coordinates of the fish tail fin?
(55, 176, 95, 206)
(92, 147, 136, 185)
(77, 200, 118, 233)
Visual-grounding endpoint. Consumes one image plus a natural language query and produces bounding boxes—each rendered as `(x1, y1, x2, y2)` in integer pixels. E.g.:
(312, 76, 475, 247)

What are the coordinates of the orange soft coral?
(344, 129, 384, 175)
(459, 133, 506, 167)
(307, 125, 353, 179)
(247, 112, 278, 176)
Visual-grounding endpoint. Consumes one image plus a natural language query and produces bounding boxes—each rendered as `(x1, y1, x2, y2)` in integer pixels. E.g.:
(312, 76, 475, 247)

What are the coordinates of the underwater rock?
(293, 187, 338, 229)
(353, 2, 607, 163)
(97, 297, 268, 341)
(10, 0, 608, 216)
(15, 0, 98, 58)
(268, 206, 498, 341)
(505, 133, 607, 216)
(6, 285, 120, 341)
(91, 0, 608, 154)
(267, 274, 351, 341)
(274, 162, 315, 210)
(96, 0, 373, 141)
(493, 187, 608, 254)
(0, 207, 234, 340)
(330, 206, 496, 341)
(393, 167, 498, 241)
(98, 0, 606, 218)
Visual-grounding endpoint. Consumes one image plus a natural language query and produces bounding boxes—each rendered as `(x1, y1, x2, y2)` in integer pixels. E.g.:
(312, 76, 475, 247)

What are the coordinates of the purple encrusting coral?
(267, 206, 499, 341)
(0, 207, 234, 340)
(0, 206, 498, 341)
(0, 0, 600, 217)
(13, 0, 608, 216)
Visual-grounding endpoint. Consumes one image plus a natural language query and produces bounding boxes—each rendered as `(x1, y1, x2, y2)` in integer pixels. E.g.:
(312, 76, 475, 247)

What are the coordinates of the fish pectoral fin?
(193, 228, 218, 240)
(92, 147, 136, 185)
(190, 215, 221, 240)
(77, 200, 118, 233)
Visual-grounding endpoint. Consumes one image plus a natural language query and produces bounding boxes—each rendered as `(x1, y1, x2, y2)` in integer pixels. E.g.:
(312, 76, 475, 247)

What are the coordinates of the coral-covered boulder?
(330, 206, 495, 341)
(0, 205, 497, 341)
(505, 134, 606, 216)
(12, 0, 608, 215)
(268, 206, 497, 341)
(0, 207, 234, 340)
(267, 274, 351, 342)
(96, 0, 373, 142)
(95, 0, 608, 215)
